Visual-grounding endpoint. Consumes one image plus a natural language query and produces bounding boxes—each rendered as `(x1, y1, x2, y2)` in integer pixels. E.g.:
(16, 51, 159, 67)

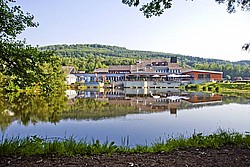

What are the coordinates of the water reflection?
(0, 92, 68, 131)
(66, 88, 249, 117)
(0, 88, 250, 146)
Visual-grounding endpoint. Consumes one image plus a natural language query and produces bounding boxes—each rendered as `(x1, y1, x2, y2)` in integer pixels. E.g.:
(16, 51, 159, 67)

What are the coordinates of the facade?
(63, 58, 224, 86)
(182, 70, 223, 84)
(94, 57, 181, 74)
(62, 66, 78, 85)
(183, 92, 222, 105)
(66, 74, 77, 85)
(74, 57, 183, 84)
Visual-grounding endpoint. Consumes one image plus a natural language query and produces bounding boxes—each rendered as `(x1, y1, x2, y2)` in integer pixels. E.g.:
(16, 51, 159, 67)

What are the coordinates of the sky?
(16, 0, 250, 61)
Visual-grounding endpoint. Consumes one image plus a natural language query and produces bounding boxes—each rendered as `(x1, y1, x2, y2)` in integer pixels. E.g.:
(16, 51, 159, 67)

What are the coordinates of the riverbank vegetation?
(185, 82, 250, 98)
(0, 131, 249, 156)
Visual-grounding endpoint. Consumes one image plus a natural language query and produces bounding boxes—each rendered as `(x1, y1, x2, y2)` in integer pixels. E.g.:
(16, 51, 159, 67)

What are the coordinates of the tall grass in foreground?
(1, 131, 250, 156)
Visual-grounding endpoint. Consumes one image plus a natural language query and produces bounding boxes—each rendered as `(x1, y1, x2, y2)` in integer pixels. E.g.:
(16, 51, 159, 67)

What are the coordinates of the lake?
(0, 88, 250, 146)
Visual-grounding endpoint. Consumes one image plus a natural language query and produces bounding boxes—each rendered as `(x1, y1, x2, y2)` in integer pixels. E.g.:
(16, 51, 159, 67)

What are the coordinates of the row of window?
(155, 69, 181, 73)
(198, 74, 210, 79)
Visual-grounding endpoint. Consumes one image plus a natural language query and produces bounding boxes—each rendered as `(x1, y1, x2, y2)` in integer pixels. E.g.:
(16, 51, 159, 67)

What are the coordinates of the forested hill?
(39, 44, 250, 78)
(39, 44, 230, 67)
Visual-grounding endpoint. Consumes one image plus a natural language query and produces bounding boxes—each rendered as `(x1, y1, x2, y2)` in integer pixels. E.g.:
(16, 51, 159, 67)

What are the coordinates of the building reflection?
(67, 88, 223, 116)
(182, 92, 222, 104)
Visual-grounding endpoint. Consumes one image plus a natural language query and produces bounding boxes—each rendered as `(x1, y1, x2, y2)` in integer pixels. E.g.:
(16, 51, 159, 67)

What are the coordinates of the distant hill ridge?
(39, 44, 250, 78)
(39, 44, 248, 66)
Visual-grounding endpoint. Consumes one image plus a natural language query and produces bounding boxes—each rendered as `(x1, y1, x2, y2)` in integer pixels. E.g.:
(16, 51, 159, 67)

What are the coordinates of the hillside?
(40, 44, 231, 67)
(39, 44, 250, 78)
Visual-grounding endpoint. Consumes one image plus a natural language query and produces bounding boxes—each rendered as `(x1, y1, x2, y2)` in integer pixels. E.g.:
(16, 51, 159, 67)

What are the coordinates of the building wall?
(121, 81, 181, 88)
(66, 74, 77, 84)
(184, 71, 223, 81)
(186, 94, 222, 104)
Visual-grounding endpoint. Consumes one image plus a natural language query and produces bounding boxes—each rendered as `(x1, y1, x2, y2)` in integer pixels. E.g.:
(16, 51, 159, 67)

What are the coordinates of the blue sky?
(16, 0, 250, 61)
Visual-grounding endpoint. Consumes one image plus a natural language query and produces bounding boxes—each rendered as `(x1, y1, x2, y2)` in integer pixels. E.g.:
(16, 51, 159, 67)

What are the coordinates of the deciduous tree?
(122, 0, 250, 51)
(0, 0, 65, 92)
(0, 0, 38, 41)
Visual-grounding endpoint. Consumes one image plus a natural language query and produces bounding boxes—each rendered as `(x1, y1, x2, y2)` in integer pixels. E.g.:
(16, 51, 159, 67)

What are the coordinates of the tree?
(216, 0, 250, 13)
(122, 0, 250, 51)
(225, 75, 231, 80)
(122, 0, 250, 17)
(0, 40, 66, 92)
(0, 0, 65, 92)
(0, 0, 38, 41)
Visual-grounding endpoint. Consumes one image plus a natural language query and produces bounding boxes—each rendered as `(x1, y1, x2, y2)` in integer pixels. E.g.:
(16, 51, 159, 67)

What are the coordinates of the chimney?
(170, 57, 177, 63)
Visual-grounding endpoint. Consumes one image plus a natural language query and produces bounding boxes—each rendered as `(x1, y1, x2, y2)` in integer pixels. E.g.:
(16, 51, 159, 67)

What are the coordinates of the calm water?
(0, 88, 250, 146)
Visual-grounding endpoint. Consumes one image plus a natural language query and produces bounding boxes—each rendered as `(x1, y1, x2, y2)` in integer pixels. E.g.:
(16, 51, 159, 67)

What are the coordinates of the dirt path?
(1, 146, 250, 167)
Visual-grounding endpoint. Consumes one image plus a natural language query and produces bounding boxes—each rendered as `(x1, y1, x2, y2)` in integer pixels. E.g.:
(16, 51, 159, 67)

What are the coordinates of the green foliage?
(0, 92, 68, 130)
(122, 0, 250, 50)
(1, 131, 250, 156)
(225, 75, 231, 80)
(185, 84, 201, 91)
(202, 86, 208, 91)
(63, 98, 138, 120)
(216, 0, 250, 13)
(139, 0, 173, 18)
(208, 86, 214, 91)
(0, 1, 65, 92)
(218, 83, 250, 90)
(185, 82, 250, 98)
(215, 86, 221, 92)
(0, 0, 38, 41)
(0, 41, 66, 92)
(40, 44, 250, 77)
(123, 0, 250, 18)
(194, 62, 250, 79)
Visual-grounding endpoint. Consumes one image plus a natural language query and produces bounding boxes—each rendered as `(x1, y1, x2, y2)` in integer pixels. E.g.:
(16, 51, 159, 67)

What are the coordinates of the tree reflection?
(0, 90, 249, 131)
(0, 91, 68, 131)
(63, 98, 138, 120)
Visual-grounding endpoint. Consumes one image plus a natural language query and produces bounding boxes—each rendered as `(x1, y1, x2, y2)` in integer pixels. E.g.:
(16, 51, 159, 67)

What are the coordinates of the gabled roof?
(180, 68, 193, 72)
(62, 66, 76, 74)
(94, 68, 108, 73)
(137, 59, 167, 66)
(182, 70, 223, 74)
(108, 65, 132, 71)
(168, 63, 180, 69)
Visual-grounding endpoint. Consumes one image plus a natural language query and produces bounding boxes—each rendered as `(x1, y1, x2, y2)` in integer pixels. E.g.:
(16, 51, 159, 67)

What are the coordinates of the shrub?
(202, 86, 208, 91)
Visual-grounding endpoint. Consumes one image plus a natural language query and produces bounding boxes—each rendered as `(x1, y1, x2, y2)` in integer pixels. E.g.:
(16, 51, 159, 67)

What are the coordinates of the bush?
(208, 86, 214, 91)
(202, 86, 208, 91)
(215, 86, 221, 92)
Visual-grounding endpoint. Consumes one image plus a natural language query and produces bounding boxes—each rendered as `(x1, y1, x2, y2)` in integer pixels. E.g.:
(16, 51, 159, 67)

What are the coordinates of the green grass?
(1, 131, 250, 157)
(184, 82, 250, 98)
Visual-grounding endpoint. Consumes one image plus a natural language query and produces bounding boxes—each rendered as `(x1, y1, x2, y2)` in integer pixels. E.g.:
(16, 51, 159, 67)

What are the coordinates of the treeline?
(40, 44, 250, 78)
(194, 63, 250, 79)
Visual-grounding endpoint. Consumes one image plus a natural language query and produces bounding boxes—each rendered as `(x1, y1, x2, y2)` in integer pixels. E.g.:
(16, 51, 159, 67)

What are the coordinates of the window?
(205, 74, 210, 79)
(198, 74, 204, 79)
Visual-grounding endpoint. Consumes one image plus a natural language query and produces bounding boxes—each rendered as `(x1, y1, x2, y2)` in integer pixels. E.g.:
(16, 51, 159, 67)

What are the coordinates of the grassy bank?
(1, 131, 250, 157)
(185, 82, 250, 98)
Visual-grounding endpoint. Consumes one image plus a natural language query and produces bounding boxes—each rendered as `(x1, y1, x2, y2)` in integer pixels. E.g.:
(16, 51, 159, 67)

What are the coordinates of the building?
(183, 92, 222, 105)
(62, 66, 77, 84)
(182, 70, 223, 84)
(93, 57, 181, 74)
(63, 57, 224, 86)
